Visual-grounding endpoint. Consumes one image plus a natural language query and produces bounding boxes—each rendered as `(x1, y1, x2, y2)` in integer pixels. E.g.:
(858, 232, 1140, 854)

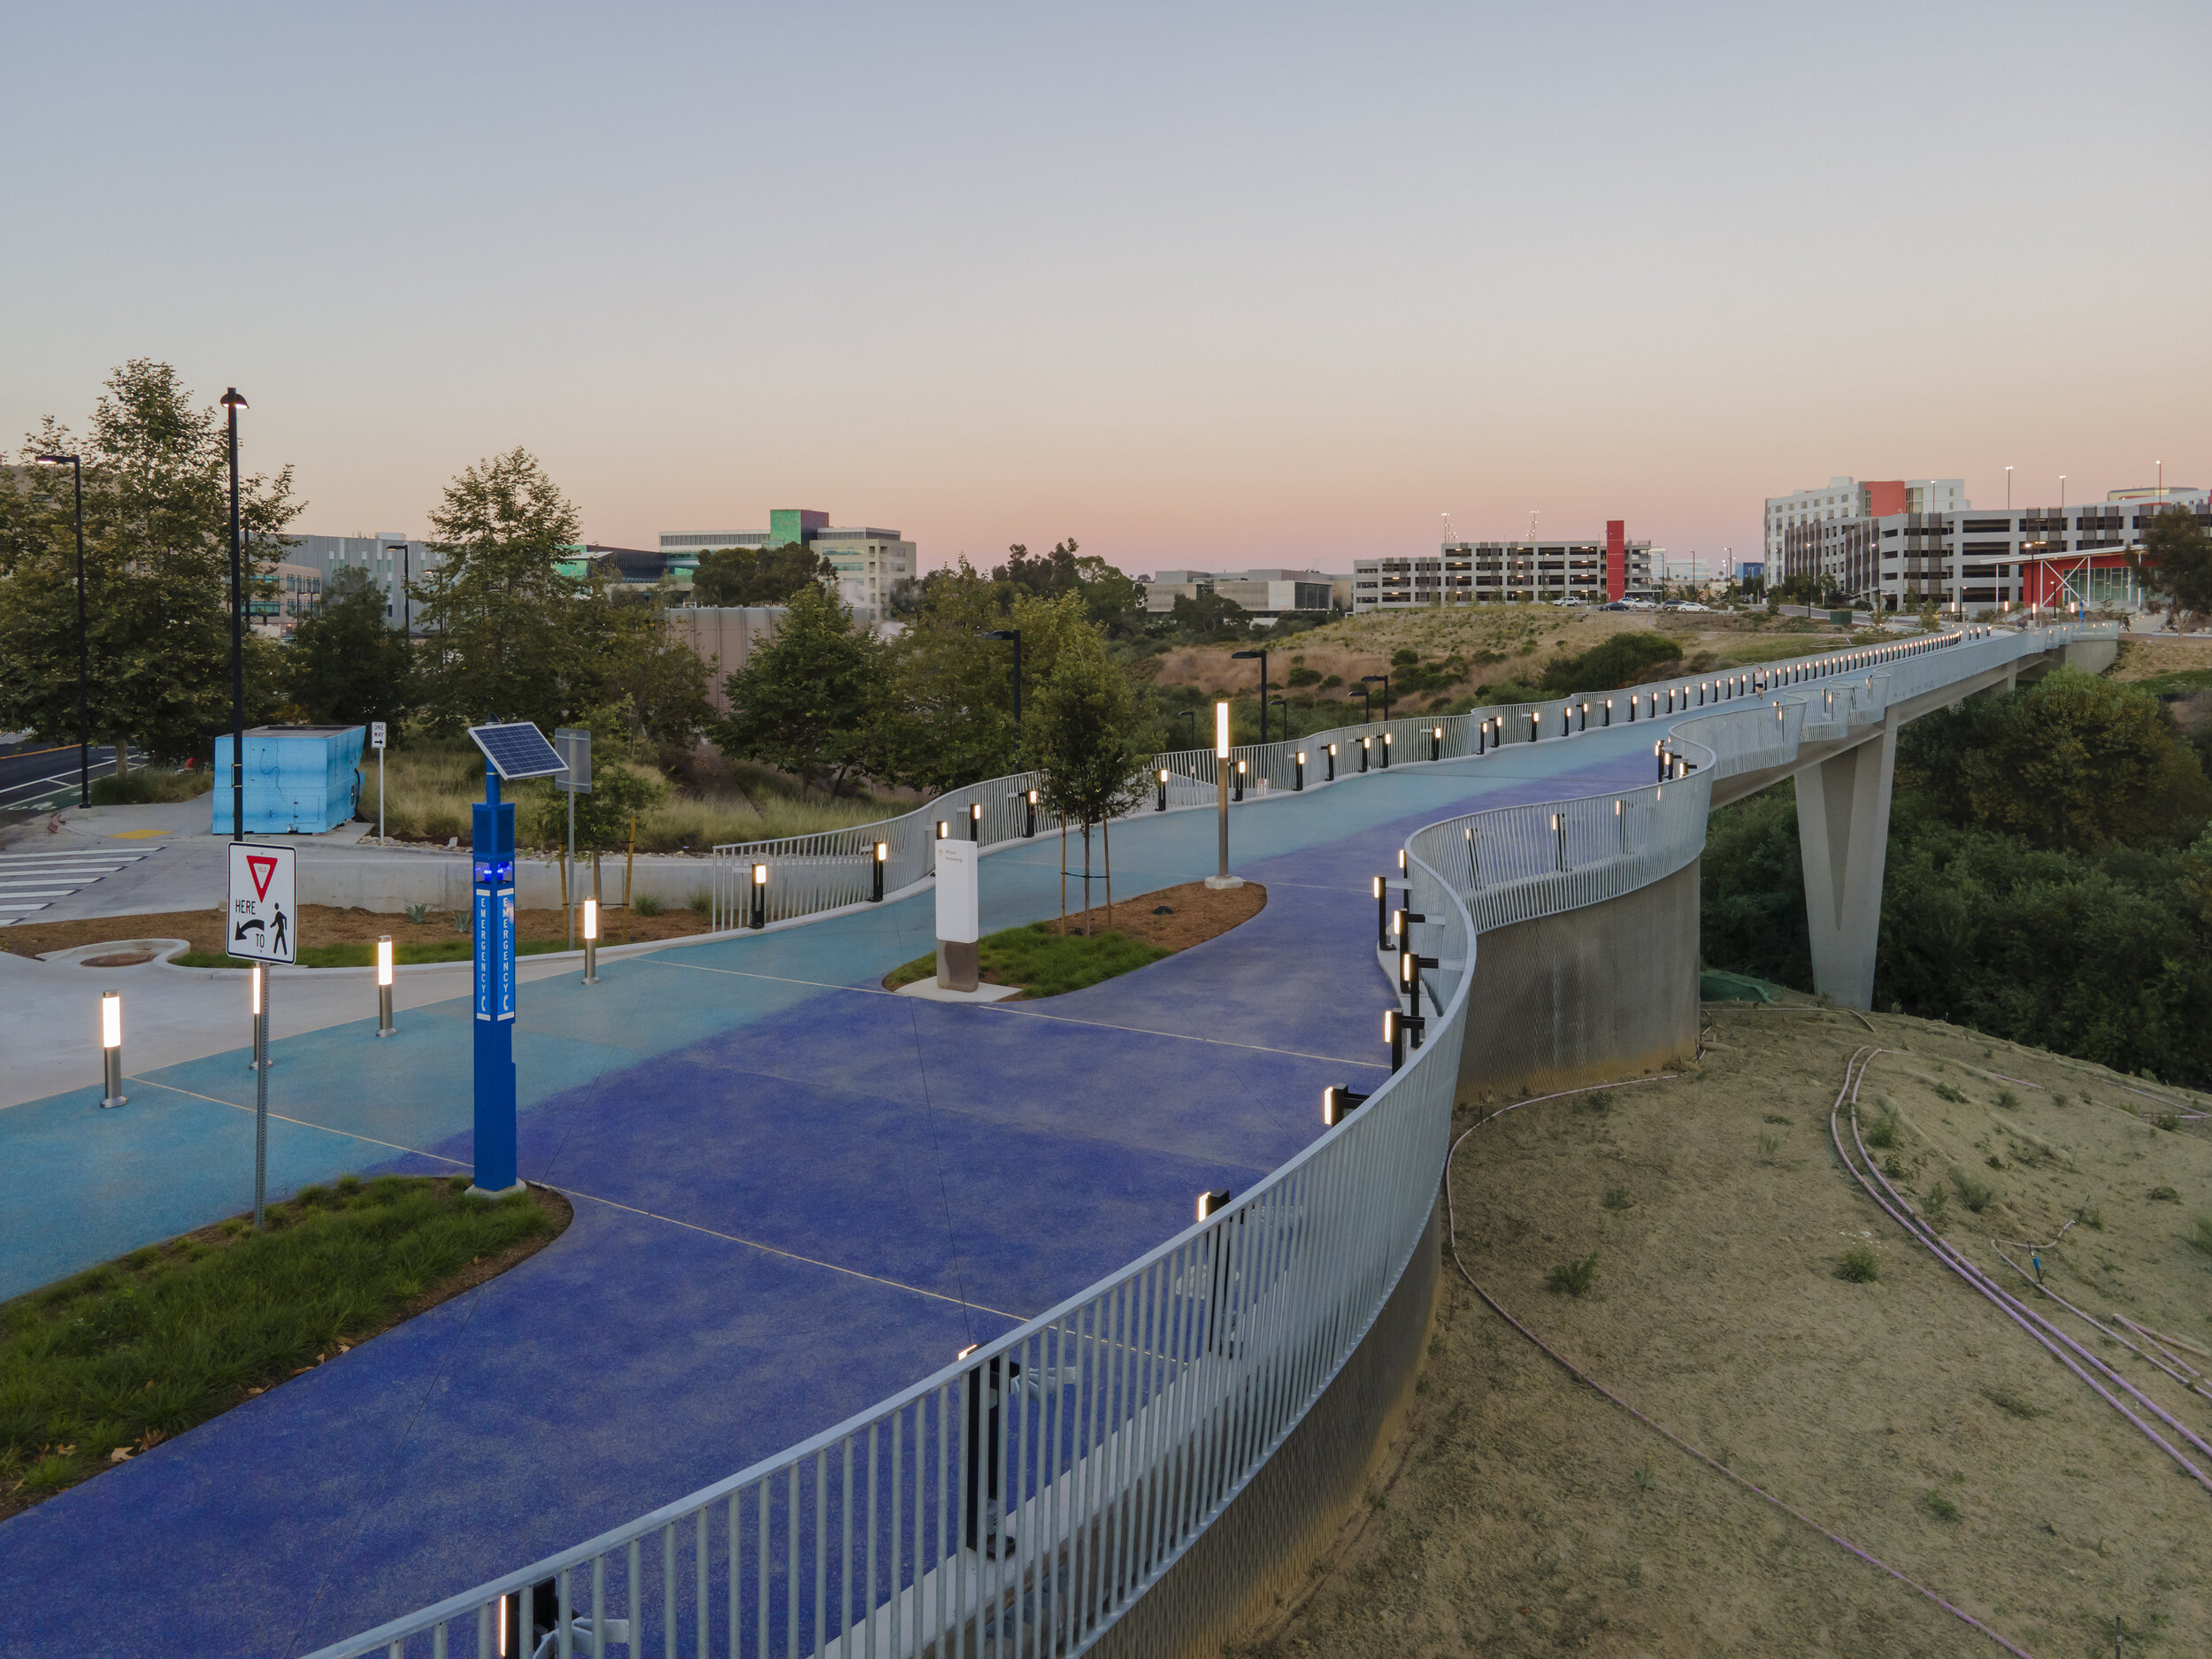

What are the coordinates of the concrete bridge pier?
(1794, 718, 1898, 1010)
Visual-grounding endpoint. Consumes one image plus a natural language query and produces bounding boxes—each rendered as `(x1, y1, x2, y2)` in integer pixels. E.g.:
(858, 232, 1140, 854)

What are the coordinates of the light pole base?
(465, 1179, 529, 1202)
(1204, 874, 1246, 890)
(100, 1095, 127, 1110)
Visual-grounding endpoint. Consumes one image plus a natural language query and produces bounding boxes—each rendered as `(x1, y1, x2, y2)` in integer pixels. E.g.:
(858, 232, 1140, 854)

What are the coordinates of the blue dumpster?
(211, 725, 365, 834)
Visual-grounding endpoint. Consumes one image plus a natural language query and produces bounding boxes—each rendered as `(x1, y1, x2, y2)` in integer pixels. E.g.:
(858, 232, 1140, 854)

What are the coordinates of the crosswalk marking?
(0, 849, 149, 923)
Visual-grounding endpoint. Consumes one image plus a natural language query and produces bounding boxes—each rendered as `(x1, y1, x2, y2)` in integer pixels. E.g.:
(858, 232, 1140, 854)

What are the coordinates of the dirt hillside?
(1241, 1004, 2212, 1658)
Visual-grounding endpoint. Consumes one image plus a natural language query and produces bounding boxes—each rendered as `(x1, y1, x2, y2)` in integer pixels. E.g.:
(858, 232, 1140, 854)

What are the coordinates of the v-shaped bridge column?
(1794, 719, 1898, 1010)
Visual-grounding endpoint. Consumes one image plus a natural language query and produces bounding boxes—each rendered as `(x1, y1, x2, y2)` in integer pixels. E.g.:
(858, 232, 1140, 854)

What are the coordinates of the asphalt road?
(0, 742, 130, 811)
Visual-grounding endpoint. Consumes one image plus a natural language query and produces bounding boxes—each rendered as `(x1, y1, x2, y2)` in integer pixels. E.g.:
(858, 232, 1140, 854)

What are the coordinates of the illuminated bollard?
(1024, 788, 1038, 837)
(375, 936, 396, 1037)
(749, 863, 767, 929)
(872, 841, 887, 902)
(1233, 758, 1246, 802)
(968, 802, 981, 842)
(581, 897, 599, 984)
(1156, 768, 1169, 811)
(1294, 750, 1305, 791)
(1322, 1085, 1369, 1126)
(99, 989, 126, 1109)
(1325, 741, 1337, 781)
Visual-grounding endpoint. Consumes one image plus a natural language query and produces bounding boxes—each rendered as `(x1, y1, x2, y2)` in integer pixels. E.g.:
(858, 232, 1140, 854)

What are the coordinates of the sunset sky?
(7, 2, 2208, 574)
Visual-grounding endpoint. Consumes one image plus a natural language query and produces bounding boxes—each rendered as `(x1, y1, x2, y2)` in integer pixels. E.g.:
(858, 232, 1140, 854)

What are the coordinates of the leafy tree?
(992, 538, 1144, 634)
(691, 542, 837, 607)
(2132, 505, 2212, 629)
(0, 361, 298, 765)
(1538, 632, 1683, 694)
(572, 588, 711, 764)
(1161, 590, 1252, 640)
(873, 568, 1096, 793)
(411, 449, 595, 736)
(1898, 669, 2212, 852)
(1027, 628, 1152, 933)
(288, 567, 414, 731)
(713, 584, 887, 796)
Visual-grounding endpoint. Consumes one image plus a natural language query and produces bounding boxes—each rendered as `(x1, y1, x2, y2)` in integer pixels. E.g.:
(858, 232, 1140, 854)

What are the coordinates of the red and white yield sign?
(226, 842, 298, 964)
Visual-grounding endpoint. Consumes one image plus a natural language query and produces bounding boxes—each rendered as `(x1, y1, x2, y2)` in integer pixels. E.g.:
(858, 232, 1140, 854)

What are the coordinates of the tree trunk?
(1102, 811, 1112, 932)
(110, 732, 129, 782)
(1059, 818, 1067, 933)
(1081, 820, 1093, 937)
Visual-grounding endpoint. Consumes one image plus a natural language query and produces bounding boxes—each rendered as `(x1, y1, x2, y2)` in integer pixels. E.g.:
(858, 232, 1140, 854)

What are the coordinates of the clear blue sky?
(6, 2, 2208, 572)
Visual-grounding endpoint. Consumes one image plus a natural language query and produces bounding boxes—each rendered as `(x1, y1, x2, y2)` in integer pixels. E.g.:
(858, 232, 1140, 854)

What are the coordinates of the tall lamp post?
(1231, 648, 1269, 745)
(221, 388, 248, 843)
(1361, 672, 1392, 722)
(1175, 708, 1196, 748)
(32, 453, 88, 808)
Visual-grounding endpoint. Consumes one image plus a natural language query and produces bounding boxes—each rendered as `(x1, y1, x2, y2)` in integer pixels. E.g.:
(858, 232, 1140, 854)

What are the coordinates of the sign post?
(227, 842, 297, 1228)
(465, 723, 567, 1198)
(369, 721, 387, 843)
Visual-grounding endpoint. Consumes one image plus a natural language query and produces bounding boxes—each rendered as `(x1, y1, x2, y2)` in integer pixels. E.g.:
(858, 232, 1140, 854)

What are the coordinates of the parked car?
(1675, 602, 1711, 612)
(1601, 601, 1631, 611)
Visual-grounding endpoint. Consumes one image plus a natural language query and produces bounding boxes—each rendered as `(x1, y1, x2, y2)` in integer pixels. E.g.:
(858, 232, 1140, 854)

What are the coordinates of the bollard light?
(969, 801, 982, 842)
(1156, 768, 1169, 811)
(1294, 750, 1305, 791)
(582, 896, 600, 984)
(1372, 873, 1390, 949)
(936, 818, 949, 840)
(1400, 949, 1415, 995)
(750, 862, 767, 930)
(1604, 696, 1613, 726)
(1358, 735, 1370, 772)
(1215, 700, 1231, 759)
(1322, 1085, 1369, 1126)
(1396, 847, 1406, 873)
(1024, 787, 1039, 838)
(375, 935, 396, 1038)
(1196, 1187, 1232, 1222)
(1325, 741, 1337, 781)
(1233, 757, 1247, 802)
(1380, 731, 1392, 767)
(1430, 725, 1441, 760)
(1384, 1008, 1402, 1071)
(99, 989, 126, 1108)
(872, 841, 887, 902)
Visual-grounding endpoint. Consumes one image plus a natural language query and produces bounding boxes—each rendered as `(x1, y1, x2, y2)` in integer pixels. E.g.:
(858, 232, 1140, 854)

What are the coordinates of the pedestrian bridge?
(0, 621, 2111, 1659)
(312, 621, 2113, 1659)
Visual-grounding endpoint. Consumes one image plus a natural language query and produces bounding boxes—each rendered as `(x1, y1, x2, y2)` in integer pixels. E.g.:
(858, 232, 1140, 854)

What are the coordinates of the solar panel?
(467, 722, 570, 781)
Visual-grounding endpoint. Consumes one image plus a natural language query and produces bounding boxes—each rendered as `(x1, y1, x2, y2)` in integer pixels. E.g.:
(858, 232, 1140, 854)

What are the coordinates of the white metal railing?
(319, 620, 2110, 1657)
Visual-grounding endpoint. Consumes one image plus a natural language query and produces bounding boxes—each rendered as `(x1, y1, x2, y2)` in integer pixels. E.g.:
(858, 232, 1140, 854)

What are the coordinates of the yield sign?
(246, 855, 279, 902)
(226, 842, 298, 965)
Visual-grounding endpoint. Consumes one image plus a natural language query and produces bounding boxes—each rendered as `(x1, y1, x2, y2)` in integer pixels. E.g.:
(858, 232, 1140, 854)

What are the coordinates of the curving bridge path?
(0, 624, 2111, 1658)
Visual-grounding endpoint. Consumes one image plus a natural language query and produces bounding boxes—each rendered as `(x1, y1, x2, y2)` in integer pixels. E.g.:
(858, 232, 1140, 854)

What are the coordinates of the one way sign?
(227, 842, 298, 964)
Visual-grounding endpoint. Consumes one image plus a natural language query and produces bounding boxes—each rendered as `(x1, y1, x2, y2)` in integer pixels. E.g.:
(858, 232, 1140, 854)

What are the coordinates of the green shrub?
(1601, 1187, 1632, 1210)
(1920, 1490, 1960, 1523)
(1538, 632, 1684, 695)
(1836, 1246, 1880, 1283)
(1996, 1089, 2021, 1110)
(1934, 1082, 1964, 1103)
(88, 767, 213, 806)
(2156, 1112, 2181, 1133)
(688, 890, 712, 914)
(2192, 1216, 2212, 1256)
(2149, 1186, 2180, 1202)
(1548, 1252, 1599, 1297)
(1949, 1169, 1993, 1213)
(1863, 1114, 1898, 1149)
(632, 893, 664, 918)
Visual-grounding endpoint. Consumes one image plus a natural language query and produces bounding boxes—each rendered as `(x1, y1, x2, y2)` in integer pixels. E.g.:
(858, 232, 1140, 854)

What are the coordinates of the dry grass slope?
(1243, 1005, 2212, 1658)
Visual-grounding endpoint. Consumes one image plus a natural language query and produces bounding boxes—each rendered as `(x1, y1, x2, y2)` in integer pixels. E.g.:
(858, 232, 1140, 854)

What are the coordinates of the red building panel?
(1606, 520, 1625, 602)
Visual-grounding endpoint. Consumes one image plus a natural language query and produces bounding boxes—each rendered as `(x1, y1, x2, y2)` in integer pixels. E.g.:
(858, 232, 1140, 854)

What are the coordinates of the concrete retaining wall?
(1456, 857, 1701, 1102)
(1091, 1200, 1442, 1659)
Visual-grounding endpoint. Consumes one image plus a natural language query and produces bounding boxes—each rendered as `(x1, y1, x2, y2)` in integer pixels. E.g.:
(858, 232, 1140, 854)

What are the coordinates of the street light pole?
(1361, 672, 1392, 722)
(221, 388, 248, 843)
(34, 454, 88, 806)
(1231, 649, 1269, 745)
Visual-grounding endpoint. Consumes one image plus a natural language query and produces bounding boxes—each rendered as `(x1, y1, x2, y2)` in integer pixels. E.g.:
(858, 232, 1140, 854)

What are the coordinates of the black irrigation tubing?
(1829, 1047, 2212, 1497)
(1443, 1079, 2036, 1659)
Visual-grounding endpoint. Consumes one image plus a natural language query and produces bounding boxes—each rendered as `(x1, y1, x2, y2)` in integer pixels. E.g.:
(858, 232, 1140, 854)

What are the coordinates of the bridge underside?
(1703, 638, 2101, 1008)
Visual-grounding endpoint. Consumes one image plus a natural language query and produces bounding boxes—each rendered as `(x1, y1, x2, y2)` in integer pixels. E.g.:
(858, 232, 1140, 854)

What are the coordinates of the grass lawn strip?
(0, 1175, 569, 1523)
(883, 879, 1265, 997)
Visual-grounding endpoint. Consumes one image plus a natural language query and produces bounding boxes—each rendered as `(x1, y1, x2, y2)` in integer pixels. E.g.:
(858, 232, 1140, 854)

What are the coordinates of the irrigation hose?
(1444, 1078, 2036, 1659)
(1830, 1048, 2212, 1496)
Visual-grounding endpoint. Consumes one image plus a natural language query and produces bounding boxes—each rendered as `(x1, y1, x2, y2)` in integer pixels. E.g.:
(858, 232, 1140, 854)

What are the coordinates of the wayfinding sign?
(227, 842, 298, 964)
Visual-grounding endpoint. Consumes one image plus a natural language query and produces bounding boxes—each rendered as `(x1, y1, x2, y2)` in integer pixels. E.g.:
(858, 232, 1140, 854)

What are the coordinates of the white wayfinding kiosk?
(934, 839, 980, 991)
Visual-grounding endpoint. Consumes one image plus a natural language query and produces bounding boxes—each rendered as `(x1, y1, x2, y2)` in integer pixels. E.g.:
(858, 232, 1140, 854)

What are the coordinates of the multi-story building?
(1353, 528, 1654, 611)
(660, 511, 914, 626)
(276, 533, 443, 632)
(1763, 478, 1965, 565)
(1141, 568, 1344, 619)
(1774, 488, 2207, 613)
(247, 562, 325, 639)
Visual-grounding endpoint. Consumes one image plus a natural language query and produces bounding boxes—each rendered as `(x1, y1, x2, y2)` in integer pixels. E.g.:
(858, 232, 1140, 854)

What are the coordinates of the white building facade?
(1763, 477, 1965, 565)
(660, 513, 914, 626)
